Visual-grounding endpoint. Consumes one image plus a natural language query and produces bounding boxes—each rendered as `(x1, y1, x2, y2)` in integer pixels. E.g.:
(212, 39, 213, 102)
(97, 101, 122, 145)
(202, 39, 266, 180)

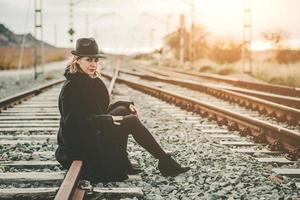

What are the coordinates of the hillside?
(0, 23, 53, 48)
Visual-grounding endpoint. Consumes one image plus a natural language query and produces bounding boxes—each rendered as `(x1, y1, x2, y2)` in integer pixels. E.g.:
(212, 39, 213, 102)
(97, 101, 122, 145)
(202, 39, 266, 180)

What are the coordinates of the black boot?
(124, 157, 142, 175)
(158, 154, 190, 177)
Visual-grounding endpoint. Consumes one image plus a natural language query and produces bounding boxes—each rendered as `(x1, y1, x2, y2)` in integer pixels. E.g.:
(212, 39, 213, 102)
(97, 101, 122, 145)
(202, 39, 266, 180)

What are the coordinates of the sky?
(1, 0, 300, 54)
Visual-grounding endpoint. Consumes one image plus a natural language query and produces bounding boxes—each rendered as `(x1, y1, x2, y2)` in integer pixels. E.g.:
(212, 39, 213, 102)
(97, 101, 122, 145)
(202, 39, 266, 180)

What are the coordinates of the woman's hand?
(112, 116, 123, 125)
(129, 104, 139, 116)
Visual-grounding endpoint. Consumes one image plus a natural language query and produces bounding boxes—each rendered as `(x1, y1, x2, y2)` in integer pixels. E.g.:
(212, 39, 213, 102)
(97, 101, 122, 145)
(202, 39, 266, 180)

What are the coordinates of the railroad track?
(0, 66, 299, 199)
(1, 60, 299, 199)
(137, 66, 300, 109)
(0, 71, 143, 199)
(121, 68, 300, 127)
(113, 70, 300, 159)
(101, 70, 300, 181)
(143, 65, 300, 98)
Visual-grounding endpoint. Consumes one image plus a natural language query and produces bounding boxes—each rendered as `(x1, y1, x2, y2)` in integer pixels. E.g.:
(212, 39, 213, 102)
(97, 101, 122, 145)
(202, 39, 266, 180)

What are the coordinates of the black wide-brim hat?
(71, 37, 105, 58)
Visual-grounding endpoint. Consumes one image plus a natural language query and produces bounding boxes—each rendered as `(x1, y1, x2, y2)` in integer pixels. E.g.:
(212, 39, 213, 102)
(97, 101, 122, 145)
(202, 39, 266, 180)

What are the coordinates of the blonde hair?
(67, 56, 100, 79)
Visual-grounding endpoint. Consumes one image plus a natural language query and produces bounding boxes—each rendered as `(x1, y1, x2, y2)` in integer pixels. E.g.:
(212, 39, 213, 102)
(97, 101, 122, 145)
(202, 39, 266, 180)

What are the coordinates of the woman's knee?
(121, 114, 140, 128)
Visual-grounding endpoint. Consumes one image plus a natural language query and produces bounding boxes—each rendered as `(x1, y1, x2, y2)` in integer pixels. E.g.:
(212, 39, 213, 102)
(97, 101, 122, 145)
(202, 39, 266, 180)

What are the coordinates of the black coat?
(55, 71, 132, 182)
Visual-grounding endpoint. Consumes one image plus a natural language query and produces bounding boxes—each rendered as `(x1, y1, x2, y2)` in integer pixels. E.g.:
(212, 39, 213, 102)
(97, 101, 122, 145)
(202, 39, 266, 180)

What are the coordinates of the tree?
(164, 24, 208, 61)
(208, 39, 242, 64)
(262, 29, 288, 50)
(262, 29, 300, 63)
(191, 25, 208, 60)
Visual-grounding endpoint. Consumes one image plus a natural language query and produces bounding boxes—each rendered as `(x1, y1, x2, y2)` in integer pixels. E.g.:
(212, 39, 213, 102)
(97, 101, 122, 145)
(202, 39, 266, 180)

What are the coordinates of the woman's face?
(77, 57, 100, 76)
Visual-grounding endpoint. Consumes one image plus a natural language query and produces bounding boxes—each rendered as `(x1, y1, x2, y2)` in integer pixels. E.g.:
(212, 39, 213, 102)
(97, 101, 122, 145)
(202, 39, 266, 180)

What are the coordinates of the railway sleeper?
(266, 136, 283, 151)
(217, 117, 228, 126)
(256, 157, 295, 165)
(252, 103, 259, 111)
(227, 121, 239, 131)
(266, 110, 276, 118)
(245, 101, 252, 109)
(0, 184, 143, 199)
(251, 132, 266, 143)
(265, 133, 300, 160)
(276, 113, 287, 123)
(208, 113, 217, 121)
(286, 115, 299, 126)
(239, 127, 251, 137)
(282, 143, 300, 161)
(0, 161, 143, 199)
(258, 106, 267, 115)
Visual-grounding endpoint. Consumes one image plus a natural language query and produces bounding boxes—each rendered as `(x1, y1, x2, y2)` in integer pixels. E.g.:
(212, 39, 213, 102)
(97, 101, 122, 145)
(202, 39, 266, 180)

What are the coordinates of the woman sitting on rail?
(55, 37, 190, 182)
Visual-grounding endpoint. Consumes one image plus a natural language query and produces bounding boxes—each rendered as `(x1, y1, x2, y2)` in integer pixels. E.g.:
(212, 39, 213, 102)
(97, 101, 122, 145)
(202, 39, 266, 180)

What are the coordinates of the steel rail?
(0, 79, 65, 112)
(138, 67, 300, 109)
(54, 160, 84, 200)
(120, 69, 300, 126)
(146, 66, 300, 98)
(102, 72, 300, 160)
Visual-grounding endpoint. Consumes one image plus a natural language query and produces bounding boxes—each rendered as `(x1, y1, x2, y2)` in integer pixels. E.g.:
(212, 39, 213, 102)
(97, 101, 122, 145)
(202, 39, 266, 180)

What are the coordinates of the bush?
(199, 65, 213, 72)
(276, 49, 300, 64)
(208, 40, 242, 64)
(0, 47, 70, 70)
(217, 67, 236, 75)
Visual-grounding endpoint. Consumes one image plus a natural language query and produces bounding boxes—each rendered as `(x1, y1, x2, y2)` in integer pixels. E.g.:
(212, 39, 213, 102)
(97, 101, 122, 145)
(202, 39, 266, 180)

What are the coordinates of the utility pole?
(34, 0, 44, 79)
(243, 0, 252, 74)
(68, 0, 75, 44)
(179, 14, 185, 67)
(189, 0, 195, 66)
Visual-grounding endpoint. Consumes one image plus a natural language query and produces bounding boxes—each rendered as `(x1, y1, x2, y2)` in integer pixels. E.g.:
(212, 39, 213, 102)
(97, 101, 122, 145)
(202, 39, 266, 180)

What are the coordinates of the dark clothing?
(55, 71, 132, 182)
(55, 71, 166, 182)
(108, 106, 166, 160)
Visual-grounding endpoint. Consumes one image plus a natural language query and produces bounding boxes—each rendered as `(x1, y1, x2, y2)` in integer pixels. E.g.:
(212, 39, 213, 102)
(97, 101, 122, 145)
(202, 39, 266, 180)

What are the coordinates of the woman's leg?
(108, 105, 166, 159)
(119, 114, 167, 159)
(109, 105, 190, 177)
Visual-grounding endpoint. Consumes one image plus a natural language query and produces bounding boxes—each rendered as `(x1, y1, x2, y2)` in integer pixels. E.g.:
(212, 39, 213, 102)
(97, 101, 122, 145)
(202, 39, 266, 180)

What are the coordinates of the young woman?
(55, 37, 190, 182)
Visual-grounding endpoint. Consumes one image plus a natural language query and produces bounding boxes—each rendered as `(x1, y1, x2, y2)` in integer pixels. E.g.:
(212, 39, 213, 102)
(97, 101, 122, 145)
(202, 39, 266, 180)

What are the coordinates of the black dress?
(55, 71, 133, 182)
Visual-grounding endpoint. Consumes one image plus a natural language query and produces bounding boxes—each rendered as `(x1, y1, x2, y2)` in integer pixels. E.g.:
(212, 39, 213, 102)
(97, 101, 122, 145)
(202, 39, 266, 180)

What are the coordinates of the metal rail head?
(54, 160, 83, 200)
(0, 79, 64, 112)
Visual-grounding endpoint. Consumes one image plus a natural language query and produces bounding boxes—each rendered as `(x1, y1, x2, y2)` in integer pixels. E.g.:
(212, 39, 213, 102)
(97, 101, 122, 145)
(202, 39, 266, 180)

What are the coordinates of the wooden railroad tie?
(0, 160, 144, 199)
